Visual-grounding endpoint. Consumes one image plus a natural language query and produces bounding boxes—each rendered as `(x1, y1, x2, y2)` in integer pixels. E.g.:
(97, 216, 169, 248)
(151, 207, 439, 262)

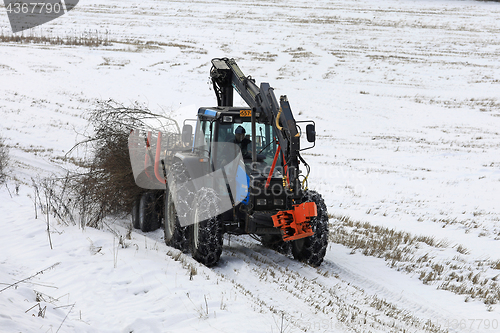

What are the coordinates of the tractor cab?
(194, 106, 283, 177)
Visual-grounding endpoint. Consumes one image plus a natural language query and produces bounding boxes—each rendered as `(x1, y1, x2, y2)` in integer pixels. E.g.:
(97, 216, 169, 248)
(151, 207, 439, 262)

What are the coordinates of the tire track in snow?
(211, 235, 447, 333)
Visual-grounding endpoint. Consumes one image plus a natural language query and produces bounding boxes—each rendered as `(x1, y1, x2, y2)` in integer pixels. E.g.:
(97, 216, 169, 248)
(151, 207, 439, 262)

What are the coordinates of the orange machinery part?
(272, 201, 317, 242)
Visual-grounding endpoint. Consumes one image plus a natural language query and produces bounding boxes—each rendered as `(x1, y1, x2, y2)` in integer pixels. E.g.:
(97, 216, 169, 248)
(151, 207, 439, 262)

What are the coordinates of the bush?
(0, 135, 8, 184)
(44, 100, 178, 229)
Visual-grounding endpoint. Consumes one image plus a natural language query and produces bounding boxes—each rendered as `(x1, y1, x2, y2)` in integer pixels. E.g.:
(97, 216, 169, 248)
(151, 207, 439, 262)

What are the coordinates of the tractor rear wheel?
(164, 187, 189, 251)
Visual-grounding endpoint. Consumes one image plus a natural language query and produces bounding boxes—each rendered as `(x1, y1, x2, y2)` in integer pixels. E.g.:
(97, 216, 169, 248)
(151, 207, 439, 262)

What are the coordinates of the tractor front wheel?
(191, 188, 223, 267)
(291, 190, 329, 267)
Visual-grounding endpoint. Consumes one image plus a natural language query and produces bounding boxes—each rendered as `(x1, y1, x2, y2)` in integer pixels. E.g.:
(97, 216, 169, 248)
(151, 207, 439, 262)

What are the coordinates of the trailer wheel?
(138, 192, 160, 232)
(164, 187, 189, 251)
(131, 195, 141, 229)
(191, 188, 223, 267)
(291, 190, 329, 267)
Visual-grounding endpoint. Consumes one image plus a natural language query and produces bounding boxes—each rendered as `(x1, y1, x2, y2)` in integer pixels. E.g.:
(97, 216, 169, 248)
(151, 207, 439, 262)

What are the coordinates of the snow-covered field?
(1, 0, 500, 332)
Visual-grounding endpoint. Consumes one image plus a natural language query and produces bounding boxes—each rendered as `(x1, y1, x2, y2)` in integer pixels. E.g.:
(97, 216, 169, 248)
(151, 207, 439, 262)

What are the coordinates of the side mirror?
(306, 124, 316, 143)
(181, 124, 193, 145)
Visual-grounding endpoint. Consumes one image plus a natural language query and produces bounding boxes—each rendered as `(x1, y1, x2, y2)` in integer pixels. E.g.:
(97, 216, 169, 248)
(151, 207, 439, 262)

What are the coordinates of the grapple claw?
(272, 202, 317, 241)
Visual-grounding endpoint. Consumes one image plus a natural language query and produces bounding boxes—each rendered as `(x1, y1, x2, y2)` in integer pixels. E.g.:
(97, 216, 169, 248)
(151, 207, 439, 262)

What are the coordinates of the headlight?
(273, 199, 284, 206)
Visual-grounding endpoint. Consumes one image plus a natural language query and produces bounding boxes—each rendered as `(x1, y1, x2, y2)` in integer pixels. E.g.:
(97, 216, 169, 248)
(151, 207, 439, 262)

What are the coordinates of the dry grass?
(330, 214, 500, 305)
(0, 29, 111, 47)
(0, 26, 213, 56)
(223, 237, 448, 333)
(330, 215, 447, 262)
(166, 249, 198, 280)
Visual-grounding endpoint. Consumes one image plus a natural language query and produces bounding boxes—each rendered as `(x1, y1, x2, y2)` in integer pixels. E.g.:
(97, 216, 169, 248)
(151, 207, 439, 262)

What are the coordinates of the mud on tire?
(291, 190, 329, 267)
(191, 188, 223, 267)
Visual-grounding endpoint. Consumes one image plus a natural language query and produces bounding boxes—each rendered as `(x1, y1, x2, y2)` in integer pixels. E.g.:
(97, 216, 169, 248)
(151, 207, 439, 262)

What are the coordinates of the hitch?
(272, 202, 317, 241)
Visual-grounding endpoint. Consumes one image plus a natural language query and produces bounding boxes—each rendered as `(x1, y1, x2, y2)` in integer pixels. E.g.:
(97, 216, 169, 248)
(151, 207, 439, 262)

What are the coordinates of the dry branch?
(41, 100, 177, 229)
(0, 263, 60, 293)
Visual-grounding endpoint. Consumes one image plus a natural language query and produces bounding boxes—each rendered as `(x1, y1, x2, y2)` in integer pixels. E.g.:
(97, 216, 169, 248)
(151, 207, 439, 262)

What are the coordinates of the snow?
(1, 0, 500, 332)
(0, 193, 281, 333)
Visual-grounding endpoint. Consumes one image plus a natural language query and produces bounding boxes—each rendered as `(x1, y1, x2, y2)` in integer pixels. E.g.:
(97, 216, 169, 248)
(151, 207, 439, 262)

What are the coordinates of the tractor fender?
(172, 153, 209, 181)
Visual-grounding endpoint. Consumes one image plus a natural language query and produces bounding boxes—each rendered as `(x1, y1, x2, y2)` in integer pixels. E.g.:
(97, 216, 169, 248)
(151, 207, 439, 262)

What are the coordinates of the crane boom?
(210, 58, 303, 198)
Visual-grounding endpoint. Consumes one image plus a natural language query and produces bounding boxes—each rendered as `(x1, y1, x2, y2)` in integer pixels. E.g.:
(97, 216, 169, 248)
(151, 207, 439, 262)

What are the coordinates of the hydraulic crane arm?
(210, 58, 302, 198)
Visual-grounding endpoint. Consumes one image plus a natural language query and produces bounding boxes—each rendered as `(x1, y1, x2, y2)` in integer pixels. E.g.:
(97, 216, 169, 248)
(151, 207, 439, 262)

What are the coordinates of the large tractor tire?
(168, 162, 195, 229)
(131, 195, 141, 229)
(138, 192, 161, 232)
(164, 186, 189, 251)
(191, 188, 223, 267)
(291, 190, 329, 267)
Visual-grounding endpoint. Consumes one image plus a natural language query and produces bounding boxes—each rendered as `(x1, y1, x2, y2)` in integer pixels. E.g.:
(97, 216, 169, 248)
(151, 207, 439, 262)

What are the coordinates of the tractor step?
(272, 202, 316, 241)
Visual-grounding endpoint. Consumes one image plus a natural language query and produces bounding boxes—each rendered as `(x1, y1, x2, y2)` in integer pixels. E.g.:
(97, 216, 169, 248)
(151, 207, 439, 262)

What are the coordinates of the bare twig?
(39, 305, 47, 318)
(53, 304, 77, 309)
(5, 183, 12, 198)
(56, 303, 75, 333)
(0, 263, 60, 293)
(25, 303, 40, 313)
(113, 236, 118, 268)
(33, 100, 178, 230)
(46, 192, 53, 250)
(32, 178, 38, 219)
